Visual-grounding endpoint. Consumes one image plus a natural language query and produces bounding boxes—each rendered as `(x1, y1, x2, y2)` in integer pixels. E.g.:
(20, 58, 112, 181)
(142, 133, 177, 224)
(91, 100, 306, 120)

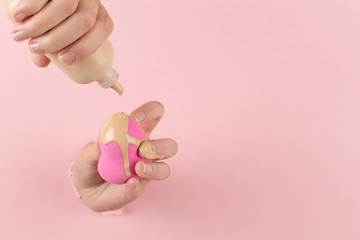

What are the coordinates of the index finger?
(6, 0, 48, 23)
(130, 101, 165, 139)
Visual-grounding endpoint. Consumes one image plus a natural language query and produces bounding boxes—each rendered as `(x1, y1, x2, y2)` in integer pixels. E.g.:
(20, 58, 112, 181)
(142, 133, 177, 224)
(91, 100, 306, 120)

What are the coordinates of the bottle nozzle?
(97, 66, 124, 95)
(111, 81, 124, 96)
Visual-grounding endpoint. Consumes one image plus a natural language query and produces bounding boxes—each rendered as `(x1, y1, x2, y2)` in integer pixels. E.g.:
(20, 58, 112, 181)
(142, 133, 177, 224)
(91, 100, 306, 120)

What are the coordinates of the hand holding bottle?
(5, 0, 114, 67)
(4, 0, 123, 94)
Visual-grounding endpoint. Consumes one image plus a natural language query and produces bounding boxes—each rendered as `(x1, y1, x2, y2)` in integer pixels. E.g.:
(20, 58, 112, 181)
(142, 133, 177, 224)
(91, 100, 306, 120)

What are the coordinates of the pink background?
(1, 0, 360, 239)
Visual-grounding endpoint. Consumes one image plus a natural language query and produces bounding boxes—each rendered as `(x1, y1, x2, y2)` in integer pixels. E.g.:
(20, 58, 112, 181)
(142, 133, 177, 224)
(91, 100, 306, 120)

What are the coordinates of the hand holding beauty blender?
(71, 101, 178, 212)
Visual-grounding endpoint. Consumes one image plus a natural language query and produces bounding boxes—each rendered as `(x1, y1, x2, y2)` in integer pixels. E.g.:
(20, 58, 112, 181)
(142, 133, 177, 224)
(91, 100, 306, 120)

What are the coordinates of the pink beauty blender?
(97, 112, 151, 184)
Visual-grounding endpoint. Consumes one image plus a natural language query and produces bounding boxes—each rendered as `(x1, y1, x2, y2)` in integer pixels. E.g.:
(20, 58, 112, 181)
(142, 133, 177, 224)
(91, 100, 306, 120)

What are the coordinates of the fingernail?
(142, 162, 152, 174)
(12, 31, 28, 41)
(29, 43, 45, 54)
(150, 143, 156, 152)
(14, 12, 26, 22)
(132, 111, 145, 122)
(59, 52, 77, 65)
(139, 141, 166, 160)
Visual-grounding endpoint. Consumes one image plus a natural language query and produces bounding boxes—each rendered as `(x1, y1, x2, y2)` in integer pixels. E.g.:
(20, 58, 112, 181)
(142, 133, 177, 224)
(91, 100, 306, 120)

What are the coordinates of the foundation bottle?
(3, 0, 123, 95)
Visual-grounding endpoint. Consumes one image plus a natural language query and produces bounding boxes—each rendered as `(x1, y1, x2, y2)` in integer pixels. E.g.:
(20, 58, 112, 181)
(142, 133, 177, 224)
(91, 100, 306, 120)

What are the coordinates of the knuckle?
(43, 37, 61, 52)
(28, 21, 44, 36)
(101, 14, 114, 34)
(63, 0, 78, 15)
(87, 202, 104, 213)
(80, 11, 97, 30)
(20, 0, 36, 13)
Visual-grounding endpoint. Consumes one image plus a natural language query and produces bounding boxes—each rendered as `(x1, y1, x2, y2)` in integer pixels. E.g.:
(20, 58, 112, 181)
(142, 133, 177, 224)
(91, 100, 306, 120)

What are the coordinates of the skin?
(8, 0, 113, 67)
(71, 101, 178, 212)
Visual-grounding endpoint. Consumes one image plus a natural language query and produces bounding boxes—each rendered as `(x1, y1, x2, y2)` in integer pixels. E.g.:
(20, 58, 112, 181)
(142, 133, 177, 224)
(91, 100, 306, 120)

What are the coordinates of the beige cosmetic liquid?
(100, 112, 165, 176)
(3, 0, 123, 95)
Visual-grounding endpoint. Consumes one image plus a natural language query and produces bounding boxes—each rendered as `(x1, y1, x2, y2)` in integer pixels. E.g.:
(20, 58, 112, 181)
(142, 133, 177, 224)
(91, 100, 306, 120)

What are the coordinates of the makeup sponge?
(98, 112, 151, 184)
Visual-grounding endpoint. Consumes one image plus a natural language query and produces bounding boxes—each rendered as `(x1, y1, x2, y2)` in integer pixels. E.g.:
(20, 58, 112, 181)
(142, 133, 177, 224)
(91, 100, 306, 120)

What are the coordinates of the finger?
(12, 0, 79, 41)
(75, 141, 100, 166)
(72, 141, 104, 189)
(31, 53, 50, 67)
(88, 178, 150, 212)
(135, 161, 171, 180)
(10, 0, 48, 23)
(139, 138, 178, 160)
(28, 0, 99, 54)
(130, 101, 165, 139)
(57, 4, 113, 65)
(123, 178, 150, 201)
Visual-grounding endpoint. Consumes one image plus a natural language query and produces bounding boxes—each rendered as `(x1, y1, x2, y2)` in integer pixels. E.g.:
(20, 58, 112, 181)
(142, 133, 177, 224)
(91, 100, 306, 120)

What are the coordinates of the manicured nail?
(59, 52, 77, 65)
(14, 12, 26, 22)
(12, 31, 28, 41)
(132, 111, 145, 122)
(142, 162, 152, 174)
(29, 43, 45, 54)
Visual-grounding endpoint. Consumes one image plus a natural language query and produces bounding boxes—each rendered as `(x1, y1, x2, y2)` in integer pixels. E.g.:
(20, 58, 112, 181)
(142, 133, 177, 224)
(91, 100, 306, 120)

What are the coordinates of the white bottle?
(3, 0, 123, 95)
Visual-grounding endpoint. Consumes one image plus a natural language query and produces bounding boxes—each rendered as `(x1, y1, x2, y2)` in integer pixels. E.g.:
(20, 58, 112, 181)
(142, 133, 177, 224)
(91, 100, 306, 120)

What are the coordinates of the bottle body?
(3, 0, 123, 95)
(47, 40, 115, 85)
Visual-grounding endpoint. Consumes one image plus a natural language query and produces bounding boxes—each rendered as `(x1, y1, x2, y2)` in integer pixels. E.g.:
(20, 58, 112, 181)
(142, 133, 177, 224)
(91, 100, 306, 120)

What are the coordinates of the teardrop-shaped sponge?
(97, 112, 151, 184)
